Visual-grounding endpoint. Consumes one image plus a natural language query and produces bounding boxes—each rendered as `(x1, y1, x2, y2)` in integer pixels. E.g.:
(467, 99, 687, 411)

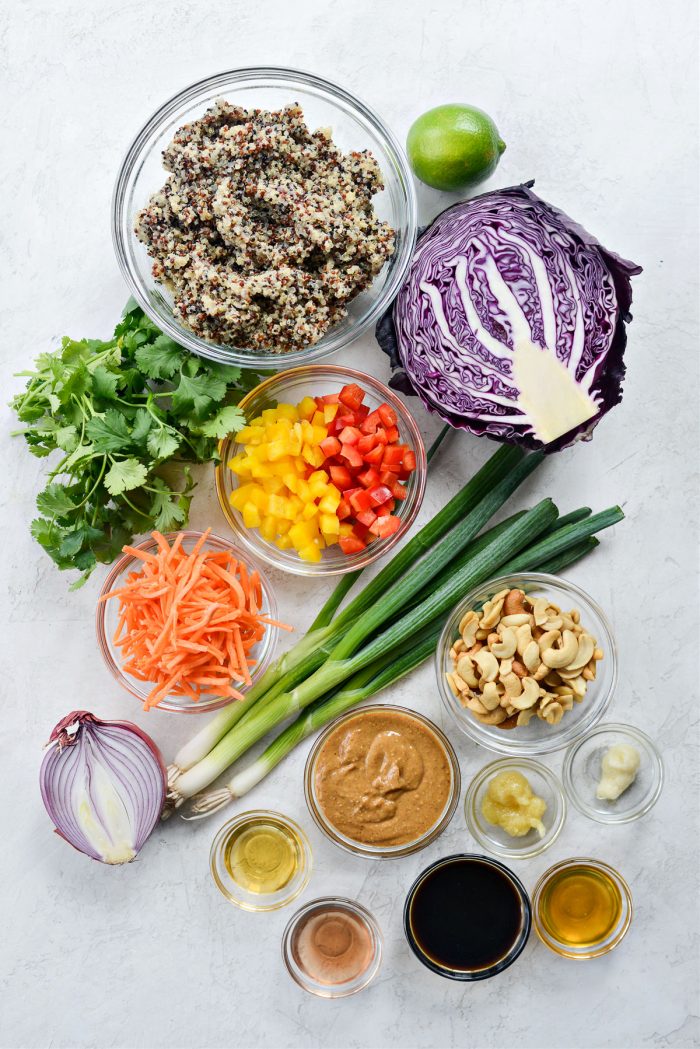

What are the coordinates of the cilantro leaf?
(58, 524, 104, 558)
(197, 404, 246, 439)
(36, 484, 77, 518)
(86, 409, 132, 453)
(104, 458, 148, 496)
(55, 425, 79, 453)
(135, 335, 186, 379)
(149, 480, 187, 531)
(92, 365, 120, 400)
(147, 425, 181, 459)
(131, 408, 152, 445)
(171, 371, 227, 419)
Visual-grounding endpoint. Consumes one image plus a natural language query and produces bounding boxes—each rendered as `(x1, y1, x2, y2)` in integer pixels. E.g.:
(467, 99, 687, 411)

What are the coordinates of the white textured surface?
(1, 1, 698, 1047)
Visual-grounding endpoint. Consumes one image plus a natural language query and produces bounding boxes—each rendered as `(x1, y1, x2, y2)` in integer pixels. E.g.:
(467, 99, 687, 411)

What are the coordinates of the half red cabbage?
(376, 183, 642, 452)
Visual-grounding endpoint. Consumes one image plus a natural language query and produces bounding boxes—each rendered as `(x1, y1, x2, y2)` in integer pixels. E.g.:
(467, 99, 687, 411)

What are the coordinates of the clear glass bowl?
(436, 573, 617, 755)
(96, 530, 280, 714)
(562, 723, 663, 824)
(464, 758, 566, 860)
(304, 704, 460, 858)
(112, 66, 417, 369)
(532, 857, 633, 959)
(216, 366, 427, 577)
(403, 854, 531, 981)
(282, 897, 383, 998)
(209, 810, 312, 912)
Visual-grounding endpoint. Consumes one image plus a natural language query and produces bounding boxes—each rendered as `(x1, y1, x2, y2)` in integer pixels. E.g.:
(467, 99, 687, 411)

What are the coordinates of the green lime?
(406, 104, 506, 192)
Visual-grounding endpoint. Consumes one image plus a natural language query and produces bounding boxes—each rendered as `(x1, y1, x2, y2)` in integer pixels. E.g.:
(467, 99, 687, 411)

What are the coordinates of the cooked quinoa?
(135, 100, 395, 352)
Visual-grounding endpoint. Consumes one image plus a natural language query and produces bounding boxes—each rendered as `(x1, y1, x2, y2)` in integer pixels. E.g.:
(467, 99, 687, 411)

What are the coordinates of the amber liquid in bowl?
(537, 864, 622, 948)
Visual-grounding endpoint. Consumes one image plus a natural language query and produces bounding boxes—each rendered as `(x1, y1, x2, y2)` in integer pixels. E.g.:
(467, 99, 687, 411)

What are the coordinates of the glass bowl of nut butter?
(436, 573, 617, 756)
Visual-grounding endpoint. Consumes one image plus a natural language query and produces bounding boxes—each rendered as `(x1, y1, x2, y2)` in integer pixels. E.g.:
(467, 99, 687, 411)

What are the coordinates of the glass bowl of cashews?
(436, 573, 617, 756)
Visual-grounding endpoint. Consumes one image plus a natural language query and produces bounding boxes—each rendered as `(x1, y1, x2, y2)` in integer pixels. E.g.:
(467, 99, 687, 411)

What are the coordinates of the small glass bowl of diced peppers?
(215, 366, 427, 576)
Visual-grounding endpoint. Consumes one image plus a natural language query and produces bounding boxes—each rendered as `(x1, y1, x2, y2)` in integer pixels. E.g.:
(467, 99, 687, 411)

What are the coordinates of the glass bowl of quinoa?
(112, 67, 417, 369)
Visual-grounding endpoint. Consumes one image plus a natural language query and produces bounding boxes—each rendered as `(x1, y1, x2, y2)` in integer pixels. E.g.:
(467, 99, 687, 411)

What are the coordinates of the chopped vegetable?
(377, 183, 642, 452)
(10, 302, 261, 587)
(228, 384, 416, 558)
(99, 530, 291, 710)
(40, 711, 166, 864)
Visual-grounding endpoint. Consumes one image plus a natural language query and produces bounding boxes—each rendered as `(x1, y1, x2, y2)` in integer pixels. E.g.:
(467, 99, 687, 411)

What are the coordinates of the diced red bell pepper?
(357, 434, 377, 455)
(340, 443, 364, 468)
(355, 509, 378, 527)
(343, 486, 363, 502)
(355, 403, 370, 421)
(321, 393, 340, 405)
(379, 468, 400, 485)
(330, 464, 353, 489)
(373, 427, 389, 445)
(392, 482, 408, 500)
(339, 535, 366, 555)
(368, 484, 393, 507)
(362, 444, 385, 465)
(377, 403, 398, 428)
(382, 444, 405, 467)
(357, 466, 381, 489)
(369, 515, 402, 538)
(336, 498, 352, 521)
(352, 521, 371, 542)
(375, 502, 394, 517)
(338, 383, 365, 412)
(403, 449, 417, 472)
(348, 489, 374, 513)
(339, 425, 362, 445)
(320, 436, 341, 458)
(383, 425, 399, 443)
(360, 410, 382, 434)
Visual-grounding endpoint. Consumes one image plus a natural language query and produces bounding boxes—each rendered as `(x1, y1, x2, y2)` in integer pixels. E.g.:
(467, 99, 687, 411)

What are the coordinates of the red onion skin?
(41, 711, 167, 864)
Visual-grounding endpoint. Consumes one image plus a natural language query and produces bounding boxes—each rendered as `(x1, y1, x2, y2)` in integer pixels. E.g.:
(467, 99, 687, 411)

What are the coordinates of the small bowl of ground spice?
(113, 67, 417, 369)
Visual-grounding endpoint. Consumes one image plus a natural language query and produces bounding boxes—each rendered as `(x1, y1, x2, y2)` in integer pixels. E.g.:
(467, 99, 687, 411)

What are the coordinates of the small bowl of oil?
(532, 857, 632, 959)
(210, 810, 312, 912)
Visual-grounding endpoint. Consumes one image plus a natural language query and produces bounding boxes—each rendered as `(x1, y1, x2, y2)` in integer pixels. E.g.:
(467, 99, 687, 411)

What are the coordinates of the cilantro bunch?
(11, 301, 261, 588)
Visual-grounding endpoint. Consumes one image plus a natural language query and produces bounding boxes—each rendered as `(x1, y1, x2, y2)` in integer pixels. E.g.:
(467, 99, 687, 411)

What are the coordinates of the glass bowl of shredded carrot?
(96, 529, 289, 713)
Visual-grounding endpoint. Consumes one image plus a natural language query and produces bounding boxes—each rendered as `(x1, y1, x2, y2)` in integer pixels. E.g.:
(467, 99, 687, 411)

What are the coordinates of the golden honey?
(538, 863, 622, 948)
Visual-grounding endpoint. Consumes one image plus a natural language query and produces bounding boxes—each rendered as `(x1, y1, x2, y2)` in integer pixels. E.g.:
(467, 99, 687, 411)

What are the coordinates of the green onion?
(498, 506, 623, 574)
(186, 527, 602, 815)
(171, 499, 557, 803)
(169, 443, 526, 780)
(183, 628, 443, 817)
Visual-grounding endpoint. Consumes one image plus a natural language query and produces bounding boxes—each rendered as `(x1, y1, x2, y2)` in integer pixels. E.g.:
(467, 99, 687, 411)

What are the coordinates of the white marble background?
(1, 1, 698, 1047)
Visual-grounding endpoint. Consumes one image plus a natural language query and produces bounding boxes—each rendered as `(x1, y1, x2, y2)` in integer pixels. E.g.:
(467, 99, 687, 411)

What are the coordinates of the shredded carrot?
(99, 529, 292, 710)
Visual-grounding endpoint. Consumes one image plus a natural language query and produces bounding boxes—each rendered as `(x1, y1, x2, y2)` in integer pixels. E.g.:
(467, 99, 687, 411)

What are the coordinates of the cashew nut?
(531, 597, 550, 626)
(463, 694, 488, 715)
(445, 672, 459, 698)
(489, 626, 516, 659)
(501, 672, 523, 699)
(457, 655, 479, 689)
(474, 706, 507, 725)
(537, 628, 561, 652)
(459, 610, 479, 647)
(523, 640, 541, 674)
(474, 649, 499, 682)
(515, 623, 533, 657)
(479, 597, 506, 630)
(511, 659, 528, 678)
(499, 658, 513, 678)
(542, 702, 564, 725)
(516, 709, 536, 727)
(566, 633, 595, 672)
(541, 629, 579, 669)
(480, 681, 502, 711)
(510, 677, 540, 710)
(503, 589, 526, 616)
(500, 613, 533, 628)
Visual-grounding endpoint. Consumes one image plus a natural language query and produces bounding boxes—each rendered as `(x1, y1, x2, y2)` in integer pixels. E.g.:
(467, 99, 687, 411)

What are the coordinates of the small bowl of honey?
(210, 810, 312, 912)
(532, 857, 632, 959)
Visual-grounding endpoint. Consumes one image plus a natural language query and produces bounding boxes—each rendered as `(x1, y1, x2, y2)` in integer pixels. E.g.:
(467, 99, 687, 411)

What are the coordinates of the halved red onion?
(40, 711, 167, 864)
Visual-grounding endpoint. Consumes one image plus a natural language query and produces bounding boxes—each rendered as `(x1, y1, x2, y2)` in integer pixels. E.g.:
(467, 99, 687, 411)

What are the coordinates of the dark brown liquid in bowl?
(408, 857, 526, 972)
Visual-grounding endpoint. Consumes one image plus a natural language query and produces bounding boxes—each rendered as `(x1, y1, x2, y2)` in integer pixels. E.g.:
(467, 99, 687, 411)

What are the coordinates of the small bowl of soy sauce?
(403, 854, 531, 981)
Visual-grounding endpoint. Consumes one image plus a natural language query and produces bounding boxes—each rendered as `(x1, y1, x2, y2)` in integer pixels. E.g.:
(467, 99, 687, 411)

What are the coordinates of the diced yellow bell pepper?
(275, 535, 294, 550)
(297, 396, 317, 420)
(320, 513, 340, 534)
(339, 522, 355, 537)
(302, 502, 319, 520)
(318, 486, 341, 513)
(312, 411, 326, 428)
(242, 502, 262, 528)
(302, 444, 325, 467)
(259, 516, 278, 542)
(324, 403, 338, 423)
(274, 402, 299, 421)
(298, 542, 322, 563)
